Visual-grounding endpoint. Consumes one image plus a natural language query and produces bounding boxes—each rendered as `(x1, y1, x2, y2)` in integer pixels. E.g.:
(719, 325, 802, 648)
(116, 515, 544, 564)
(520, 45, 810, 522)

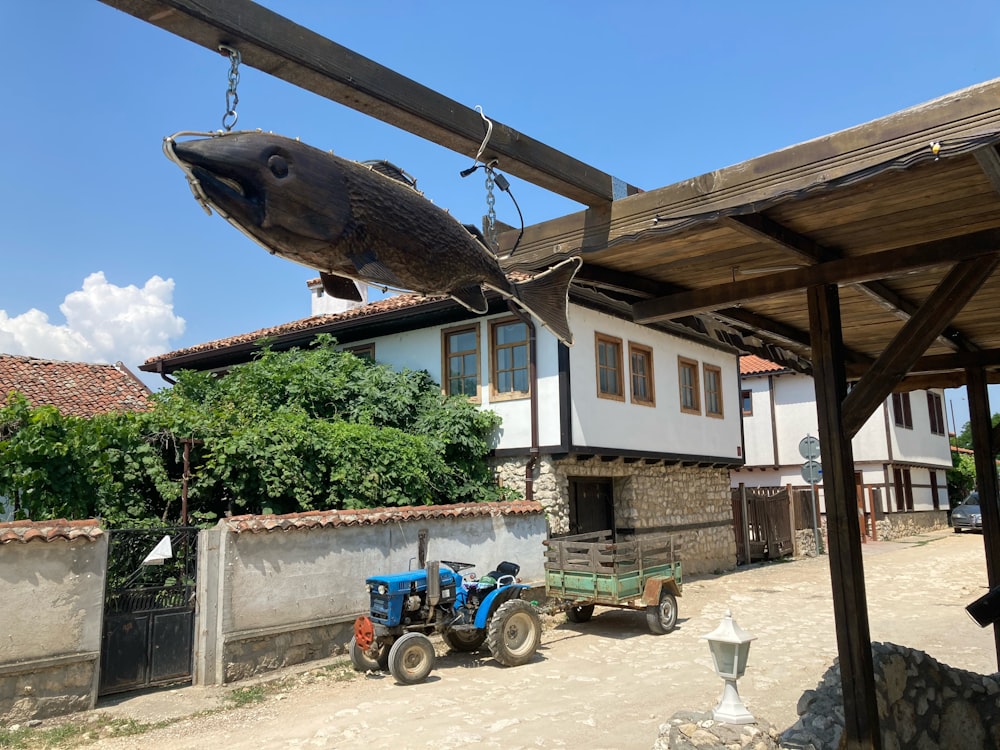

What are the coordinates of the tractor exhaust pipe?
(426, 560, 441, 609)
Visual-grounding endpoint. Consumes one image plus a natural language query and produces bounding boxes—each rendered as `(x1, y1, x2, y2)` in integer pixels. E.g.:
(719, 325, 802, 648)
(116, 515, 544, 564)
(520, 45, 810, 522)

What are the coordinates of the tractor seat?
(487, 561, 520, 587)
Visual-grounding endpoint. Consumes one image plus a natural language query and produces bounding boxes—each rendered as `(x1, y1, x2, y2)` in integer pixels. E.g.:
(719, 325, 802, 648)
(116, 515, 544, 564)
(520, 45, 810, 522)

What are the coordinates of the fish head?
(166, 131, 350, 260)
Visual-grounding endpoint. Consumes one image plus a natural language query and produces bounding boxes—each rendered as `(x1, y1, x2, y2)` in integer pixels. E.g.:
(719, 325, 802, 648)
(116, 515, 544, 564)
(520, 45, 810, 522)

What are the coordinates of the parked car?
(952, 492, 982, 533)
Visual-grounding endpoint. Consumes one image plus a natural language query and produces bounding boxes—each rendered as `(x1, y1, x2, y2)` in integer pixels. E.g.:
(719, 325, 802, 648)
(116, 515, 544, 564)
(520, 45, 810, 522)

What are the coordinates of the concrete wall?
(195, 502, 547, 684)
(0, 525, 107, 723)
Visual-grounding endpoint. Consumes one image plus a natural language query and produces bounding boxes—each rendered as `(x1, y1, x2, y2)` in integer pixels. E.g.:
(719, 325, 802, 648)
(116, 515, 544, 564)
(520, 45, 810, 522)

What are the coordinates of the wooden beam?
(882, 370, 1000, 392)
(99, 0, 638, 207)
(966, 366, 1000, 664)
(807, 284, 881, 750)
(974, 145, 1000, 195)
(726, 215, 972, 353)
(848, 348, 1000, 378)
(633, 228, 1000, 323)
(843, 257, 999, 438)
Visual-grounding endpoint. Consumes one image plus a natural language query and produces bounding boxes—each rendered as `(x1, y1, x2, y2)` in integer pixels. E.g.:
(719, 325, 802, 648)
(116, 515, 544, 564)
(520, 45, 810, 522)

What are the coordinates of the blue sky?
(1, 1, 998, 427)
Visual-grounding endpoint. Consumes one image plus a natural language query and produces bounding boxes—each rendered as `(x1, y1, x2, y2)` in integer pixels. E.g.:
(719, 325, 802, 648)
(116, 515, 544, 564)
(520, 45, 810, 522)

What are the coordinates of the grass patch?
(0, 716, 165, 749)
(226, 684, 268, 707)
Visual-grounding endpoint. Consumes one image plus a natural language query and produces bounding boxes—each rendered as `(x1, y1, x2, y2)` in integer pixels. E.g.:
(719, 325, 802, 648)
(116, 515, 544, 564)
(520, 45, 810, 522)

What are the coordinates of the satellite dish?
(141, 535, 173, 566)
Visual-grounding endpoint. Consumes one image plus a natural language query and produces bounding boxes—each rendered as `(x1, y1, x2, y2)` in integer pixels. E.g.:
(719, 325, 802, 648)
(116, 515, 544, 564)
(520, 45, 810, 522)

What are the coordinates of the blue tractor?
(350, 559, 541, 684)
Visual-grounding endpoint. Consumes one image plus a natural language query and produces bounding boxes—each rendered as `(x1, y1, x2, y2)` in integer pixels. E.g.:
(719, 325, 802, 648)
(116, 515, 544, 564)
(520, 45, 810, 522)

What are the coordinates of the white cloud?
(0, 272, 185, 367)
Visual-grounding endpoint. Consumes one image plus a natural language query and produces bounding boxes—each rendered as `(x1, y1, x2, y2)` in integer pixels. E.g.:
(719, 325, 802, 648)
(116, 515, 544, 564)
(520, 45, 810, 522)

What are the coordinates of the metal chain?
(220, 45, 241, 131)
(485, 166, 498, 251)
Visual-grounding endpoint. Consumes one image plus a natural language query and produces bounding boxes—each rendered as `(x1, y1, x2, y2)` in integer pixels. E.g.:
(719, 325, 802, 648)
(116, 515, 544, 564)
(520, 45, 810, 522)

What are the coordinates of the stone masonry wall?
(494, 455, 737, 576)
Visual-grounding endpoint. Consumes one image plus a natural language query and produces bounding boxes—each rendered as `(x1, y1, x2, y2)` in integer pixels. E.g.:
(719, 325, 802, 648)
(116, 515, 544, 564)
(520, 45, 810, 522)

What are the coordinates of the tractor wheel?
(565, 604, 595, 623)
(487, 599, 541, 667)
(387, 632, 436, 684)
(349, 636, 388, 672)
(442, 627, 487, 653)
(646, 590, 678, 635)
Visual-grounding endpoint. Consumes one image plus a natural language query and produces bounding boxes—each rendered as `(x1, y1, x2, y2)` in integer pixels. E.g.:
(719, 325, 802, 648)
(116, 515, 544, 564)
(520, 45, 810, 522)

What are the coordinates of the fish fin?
(463, 224, 491, 251)
(450, 285, 489, 314)
(510, 257, 583, 346)
(319, 272, 363, 301)
(349, 252, 402, 289)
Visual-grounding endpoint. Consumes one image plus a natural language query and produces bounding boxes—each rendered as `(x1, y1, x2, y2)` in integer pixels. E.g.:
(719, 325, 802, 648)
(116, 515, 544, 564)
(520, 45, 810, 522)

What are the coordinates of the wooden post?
(808, 284, 881, 750)
(966, 366, 1000, 665)
(786, 484, 798, 556)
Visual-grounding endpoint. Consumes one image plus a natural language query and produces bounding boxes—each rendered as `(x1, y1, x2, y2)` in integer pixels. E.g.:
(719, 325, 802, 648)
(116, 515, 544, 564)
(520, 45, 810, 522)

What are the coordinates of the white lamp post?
(702, 609, 756, 724)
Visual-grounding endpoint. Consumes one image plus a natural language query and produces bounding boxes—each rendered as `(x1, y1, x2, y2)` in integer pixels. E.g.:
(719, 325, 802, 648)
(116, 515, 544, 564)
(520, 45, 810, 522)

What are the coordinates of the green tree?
(953, 412, 1000, 450)
(0, 336, 513, 525)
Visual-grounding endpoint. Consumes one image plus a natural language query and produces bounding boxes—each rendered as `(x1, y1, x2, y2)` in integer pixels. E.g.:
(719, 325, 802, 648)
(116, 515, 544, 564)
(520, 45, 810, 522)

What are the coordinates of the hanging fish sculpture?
(164, 131, 581, 345)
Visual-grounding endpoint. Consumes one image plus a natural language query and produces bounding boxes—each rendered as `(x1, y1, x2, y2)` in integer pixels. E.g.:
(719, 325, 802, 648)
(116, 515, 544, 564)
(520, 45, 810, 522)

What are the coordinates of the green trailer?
(543, 530, 682, 634)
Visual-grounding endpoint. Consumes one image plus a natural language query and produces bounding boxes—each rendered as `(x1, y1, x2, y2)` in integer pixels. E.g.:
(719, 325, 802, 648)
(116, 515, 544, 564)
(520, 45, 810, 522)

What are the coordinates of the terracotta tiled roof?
(0, 519, 104, 544)
(144, 293, 442, 365)
(0, 354, 151, 417)
(740, 355, 789, 376)
(223, 501, 543, 534)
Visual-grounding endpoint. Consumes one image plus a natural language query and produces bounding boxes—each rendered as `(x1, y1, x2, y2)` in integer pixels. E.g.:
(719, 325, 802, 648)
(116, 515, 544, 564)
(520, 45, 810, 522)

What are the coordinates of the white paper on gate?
(141, 535, 173, 566)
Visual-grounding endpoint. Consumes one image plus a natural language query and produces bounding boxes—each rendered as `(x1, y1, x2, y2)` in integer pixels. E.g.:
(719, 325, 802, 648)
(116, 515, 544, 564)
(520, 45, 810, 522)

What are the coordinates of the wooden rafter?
(98, 0, 638, 207)
(842, 257, 1000, 438)
(632, 228, 1000, 323)
(974, 144, 1000, 195)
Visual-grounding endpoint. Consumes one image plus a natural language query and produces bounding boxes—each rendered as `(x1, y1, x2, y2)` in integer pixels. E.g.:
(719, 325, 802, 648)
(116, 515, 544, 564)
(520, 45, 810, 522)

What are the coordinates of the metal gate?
(99, 527, 198, 696)
(731, 487, 793, 565)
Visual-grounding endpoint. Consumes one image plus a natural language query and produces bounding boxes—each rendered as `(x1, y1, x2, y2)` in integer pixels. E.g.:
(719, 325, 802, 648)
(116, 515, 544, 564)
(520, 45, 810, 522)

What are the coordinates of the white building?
(734, 355, 952, 515)
(144, 284, 747, 573)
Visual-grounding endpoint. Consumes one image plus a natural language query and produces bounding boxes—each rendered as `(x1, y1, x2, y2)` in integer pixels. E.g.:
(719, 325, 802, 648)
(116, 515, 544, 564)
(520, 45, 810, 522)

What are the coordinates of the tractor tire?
(387, 632, 436, 684)
(349, 635, 388, 672)
(487, 598, 541, 667)
(442, 627, 487, 653)
(646, 590, 678, 635)
(565, 604, 595, 623)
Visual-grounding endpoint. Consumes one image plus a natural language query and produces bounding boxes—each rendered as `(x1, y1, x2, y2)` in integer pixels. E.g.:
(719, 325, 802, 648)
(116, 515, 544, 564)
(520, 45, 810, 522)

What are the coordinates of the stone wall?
(0, 521, 107, 723)
(874, 510, 949, 541)
(494, 455, 737, 576)
(781, 642, 1000, 750)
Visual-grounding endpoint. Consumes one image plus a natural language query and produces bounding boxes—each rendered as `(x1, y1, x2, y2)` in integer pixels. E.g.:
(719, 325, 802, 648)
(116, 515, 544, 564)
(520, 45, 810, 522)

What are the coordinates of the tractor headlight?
(365, 583, 372, 593)
(377, 584, 388, 596)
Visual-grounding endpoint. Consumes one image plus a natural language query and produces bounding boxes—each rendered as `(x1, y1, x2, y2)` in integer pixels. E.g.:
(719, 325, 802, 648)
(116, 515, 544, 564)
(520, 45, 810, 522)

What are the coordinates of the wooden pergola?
(101, 2, 1000, 748)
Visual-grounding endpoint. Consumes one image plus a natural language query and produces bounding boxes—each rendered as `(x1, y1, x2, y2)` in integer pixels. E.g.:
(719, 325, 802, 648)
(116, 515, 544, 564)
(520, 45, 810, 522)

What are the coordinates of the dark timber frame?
(98, 3, 1000, 747)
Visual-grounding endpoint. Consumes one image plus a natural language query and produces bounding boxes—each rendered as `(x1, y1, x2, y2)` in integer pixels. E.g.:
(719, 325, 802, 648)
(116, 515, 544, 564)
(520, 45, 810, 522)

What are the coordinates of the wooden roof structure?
(99, 2, 1000, 747)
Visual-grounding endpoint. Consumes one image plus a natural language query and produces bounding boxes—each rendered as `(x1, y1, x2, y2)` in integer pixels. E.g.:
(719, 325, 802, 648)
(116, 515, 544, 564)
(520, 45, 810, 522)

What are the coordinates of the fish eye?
(268, 154, 289, 178)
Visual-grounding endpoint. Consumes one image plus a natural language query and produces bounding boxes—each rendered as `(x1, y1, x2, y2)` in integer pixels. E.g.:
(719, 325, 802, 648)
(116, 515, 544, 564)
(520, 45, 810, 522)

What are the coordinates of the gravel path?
(79, 530, 996, 749)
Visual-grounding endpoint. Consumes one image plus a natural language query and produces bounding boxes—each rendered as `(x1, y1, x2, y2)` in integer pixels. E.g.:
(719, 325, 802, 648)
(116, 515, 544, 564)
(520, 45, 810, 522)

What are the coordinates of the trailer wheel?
(487, 599, 541, 667)
(646, 591, 678, 634)
(565, 604, 595, 623)
(442, 627, 487, 652)
(349, 635, 389, 672)
(388, 632, 436, 684)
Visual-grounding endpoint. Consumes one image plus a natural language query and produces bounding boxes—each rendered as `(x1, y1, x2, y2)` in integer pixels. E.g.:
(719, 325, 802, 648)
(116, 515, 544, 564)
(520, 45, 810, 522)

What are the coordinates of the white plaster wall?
(888, 392, 953, 469)
(568, 306, 741, 459)
(852, 404, 890, 461)
(741, 378, 776, 465)
(0, 537, 107, 663)
(221, 513, 547, 635)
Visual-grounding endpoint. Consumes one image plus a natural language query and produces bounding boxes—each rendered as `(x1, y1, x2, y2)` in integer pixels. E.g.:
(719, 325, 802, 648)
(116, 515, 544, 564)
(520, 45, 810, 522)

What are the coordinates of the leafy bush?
(0, 337, 514, 524)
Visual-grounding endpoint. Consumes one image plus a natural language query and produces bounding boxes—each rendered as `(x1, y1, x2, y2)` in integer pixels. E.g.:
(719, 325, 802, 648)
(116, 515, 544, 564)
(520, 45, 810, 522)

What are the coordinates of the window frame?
(344, 343, 375, 361)
(595, 332, 625, 402)
(489, 316, 531, 402)
(678, 356, 701, 415)
(892, 392, 913, 429)
(927, 391, 945, 436)
(628, 341, 656, 407)
(441, 323, 481, 402)
(704, 364, 724, 418)
(741, 389, 753, 417)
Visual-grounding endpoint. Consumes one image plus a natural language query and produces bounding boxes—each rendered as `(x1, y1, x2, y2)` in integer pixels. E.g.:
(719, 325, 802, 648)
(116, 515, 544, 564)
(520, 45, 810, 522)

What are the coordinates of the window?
(927, 392, 945, 435)
(704, 364, 724, 418)
(442, 324, 480, 400)
(892, 392, 913, 429)
(491, 318, 530, 399)
(345, 343, 375, 361)
(892, 467, 914, 511)
(741, 389, 753, 416)
(678, 357, 700, 414)
(629, 342, 655, 407)
(595, 333, 625, 401)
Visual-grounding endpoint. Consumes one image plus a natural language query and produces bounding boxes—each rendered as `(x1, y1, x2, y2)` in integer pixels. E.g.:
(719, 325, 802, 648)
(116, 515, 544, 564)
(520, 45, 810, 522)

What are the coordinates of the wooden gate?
(99, 528, 198, 696)
(731, 486, 793, 565)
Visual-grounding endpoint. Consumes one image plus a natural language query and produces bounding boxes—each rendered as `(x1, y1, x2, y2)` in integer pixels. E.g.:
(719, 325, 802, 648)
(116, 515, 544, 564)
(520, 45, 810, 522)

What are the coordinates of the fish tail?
(510, 257, 583, 346)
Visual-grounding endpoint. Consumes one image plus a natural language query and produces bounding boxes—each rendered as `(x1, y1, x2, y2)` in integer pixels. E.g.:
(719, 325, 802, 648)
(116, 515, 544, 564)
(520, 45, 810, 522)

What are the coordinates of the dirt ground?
(75, 530, 996, 749)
